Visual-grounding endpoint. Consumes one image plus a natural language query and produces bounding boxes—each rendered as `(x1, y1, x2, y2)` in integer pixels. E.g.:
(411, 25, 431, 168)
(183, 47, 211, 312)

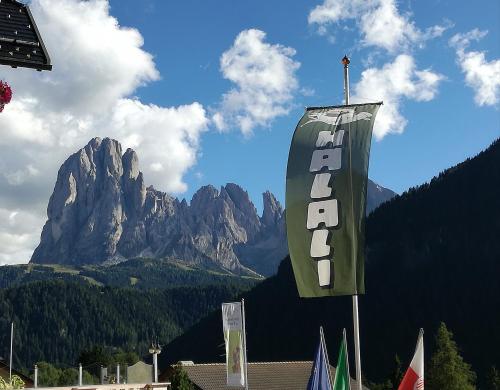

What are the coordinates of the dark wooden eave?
(0, 0, 52, 71)
(0, 359, 34, 387)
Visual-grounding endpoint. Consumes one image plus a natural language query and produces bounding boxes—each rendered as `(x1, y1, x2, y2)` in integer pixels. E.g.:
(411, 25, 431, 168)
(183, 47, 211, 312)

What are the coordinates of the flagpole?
(342, 54, 363, 390)
(241, 299, 249, 390)
(9, 322, 13, 381)
(343, 55, 350, 104)
(320, 326, 333, 387)
(343, 328, 352, 390)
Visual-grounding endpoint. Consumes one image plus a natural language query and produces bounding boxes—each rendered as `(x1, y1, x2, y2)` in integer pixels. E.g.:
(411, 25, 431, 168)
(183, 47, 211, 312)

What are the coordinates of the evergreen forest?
(161, 139, 500, 388)
(0, 277, 256, 375)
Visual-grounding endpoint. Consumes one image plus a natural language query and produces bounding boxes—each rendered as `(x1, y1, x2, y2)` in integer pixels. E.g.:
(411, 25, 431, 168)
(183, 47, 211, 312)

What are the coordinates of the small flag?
(333, 329, 351, 390)
(398, 329, 424, 390)
(307, 327, 333, 390)
(222, 302, 246, 387)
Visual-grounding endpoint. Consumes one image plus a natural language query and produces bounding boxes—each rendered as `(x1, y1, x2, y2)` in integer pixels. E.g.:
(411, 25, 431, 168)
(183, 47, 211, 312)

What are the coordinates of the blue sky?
(110, 0, 500, 206)
(0, 0, 498, 264)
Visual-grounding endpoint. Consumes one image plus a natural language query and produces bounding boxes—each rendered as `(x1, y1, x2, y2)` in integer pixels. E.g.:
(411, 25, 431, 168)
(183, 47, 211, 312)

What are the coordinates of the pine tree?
(170, 366, 194, 390)
(426, 322, 476, 390)
(390, 353, 403, 387)
(58, 368, 79, 386)
(36, 362, 62, 387)
(487, 366, 500, 390)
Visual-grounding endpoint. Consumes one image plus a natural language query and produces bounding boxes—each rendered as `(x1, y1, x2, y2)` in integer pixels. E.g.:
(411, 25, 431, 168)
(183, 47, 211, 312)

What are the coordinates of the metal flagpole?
(241, 299, 249, 390)
(320, 327, 333, 387)
(342, 54, 363, 390)
(343, 328, 351, 387)
(352, 297, 362, 390)
(343, 55, 350, 104)
(9, 322, 13, 381)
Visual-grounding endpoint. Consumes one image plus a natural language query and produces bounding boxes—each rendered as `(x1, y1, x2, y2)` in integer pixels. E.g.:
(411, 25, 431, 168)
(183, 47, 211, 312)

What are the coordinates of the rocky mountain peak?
(31, 139, 288, 275)
(31, 138, 395, 276)
(122, 148, 140, 180)
(106, 138, 123, 173)
(224, 183, 254, 212)
(262, 191, 283, 227)
(190, 185, 220, 211)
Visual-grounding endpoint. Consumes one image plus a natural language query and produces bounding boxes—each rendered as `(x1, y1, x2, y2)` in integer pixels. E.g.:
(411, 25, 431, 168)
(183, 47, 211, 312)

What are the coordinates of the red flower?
(0, 80, 13, 105)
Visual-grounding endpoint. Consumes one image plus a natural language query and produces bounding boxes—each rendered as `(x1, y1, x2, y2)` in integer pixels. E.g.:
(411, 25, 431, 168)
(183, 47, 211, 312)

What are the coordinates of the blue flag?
(307, 328, 333, 390)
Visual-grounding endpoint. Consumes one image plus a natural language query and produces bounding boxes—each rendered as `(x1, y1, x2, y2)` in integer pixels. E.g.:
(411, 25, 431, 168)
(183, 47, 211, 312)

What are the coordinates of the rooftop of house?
(0, 0, 52, 71)
(163, 361, 369, 390)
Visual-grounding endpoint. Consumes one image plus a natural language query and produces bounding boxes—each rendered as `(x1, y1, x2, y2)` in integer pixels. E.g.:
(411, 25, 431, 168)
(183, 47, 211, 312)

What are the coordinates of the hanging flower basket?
(0, 81, 13, 113)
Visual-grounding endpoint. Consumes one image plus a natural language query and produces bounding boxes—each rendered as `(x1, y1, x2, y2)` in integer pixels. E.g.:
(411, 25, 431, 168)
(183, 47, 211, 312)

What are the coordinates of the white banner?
(222, 302, 245, 387)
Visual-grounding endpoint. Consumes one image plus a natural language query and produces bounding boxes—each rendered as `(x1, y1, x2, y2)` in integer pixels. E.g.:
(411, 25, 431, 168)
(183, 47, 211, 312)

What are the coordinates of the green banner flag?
(286, 103, 381, 297)
(333, 333, 351, 390)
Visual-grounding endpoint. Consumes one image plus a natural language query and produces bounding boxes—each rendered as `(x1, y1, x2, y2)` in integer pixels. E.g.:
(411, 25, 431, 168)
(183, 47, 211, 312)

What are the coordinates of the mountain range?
(30, 137, 395, 276)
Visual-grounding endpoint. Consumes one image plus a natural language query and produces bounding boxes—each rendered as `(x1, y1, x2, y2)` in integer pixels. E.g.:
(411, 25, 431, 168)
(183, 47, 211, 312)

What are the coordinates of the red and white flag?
(398, 330, 424, 390)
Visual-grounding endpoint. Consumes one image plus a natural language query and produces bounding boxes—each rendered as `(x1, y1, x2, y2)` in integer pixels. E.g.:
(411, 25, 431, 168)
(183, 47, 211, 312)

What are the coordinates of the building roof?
(168, 361, 368, 390)
(0, 0, 52, 70)
(0, 360, 34, 387)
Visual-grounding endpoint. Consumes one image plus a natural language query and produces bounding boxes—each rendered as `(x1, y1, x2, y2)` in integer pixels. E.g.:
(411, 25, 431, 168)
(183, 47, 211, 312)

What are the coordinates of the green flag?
(333, 332, 351, 390)
(286, 103, 381, 297)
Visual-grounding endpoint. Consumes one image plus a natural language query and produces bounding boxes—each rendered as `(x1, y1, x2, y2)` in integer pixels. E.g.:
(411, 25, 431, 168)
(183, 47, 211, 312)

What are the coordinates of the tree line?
(0, 278, 254, 375)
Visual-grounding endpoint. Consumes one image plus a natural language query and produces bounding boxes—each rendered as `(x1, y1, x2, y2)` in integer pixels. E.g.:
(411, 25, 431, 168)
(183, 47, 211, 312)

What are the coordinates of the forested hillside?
(161, 139, 500, 386)
(0, 279, 255, 372)
(0, 258, 260, 290)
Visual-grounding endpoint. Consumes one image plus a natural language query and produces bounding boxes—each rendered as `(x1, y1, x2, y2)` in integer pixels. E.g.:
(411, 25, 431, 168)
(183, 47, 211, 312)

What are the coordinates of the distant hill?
(160, 139, 500, 386)
(0, 277, 256, 372)
(366, 179, 395, 214)
(0, 258, 261, 290)
(30, 137, 394, 276)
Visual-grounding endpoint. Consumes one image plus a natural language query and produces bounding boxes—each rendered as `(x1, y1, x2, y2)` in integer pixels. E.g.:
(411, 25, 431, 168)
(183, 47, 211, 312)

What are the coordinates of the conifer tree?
(170, 366, 193, 390)
(426, 322, 476, 390)
(390, 353, 403, 387)
(487, 366, 500, 390)
(36, 362, 62, 387)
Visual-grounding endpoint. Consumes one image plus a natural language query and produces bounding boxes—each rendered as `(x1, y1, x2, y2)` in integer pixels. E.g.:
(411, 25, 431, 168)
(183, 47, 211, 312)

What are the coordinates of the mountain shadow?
(160, 138, 500, 385)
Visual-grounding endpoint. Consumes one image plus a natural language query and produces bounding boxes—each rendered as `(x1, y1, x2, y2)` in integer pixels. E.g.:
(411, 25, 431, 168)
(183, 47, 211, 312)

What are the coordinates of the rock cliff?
(31, 138, 286, 275)
(31, 137, 394, 276)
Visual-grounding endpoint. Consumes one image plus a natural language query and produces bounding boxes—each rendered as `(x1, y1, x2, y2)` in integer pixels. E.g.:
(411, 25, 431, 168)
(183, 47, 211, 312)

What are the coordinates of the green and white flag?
(333, 330, 351, 390)
(222, 302, 246, 387)
(286, 103, 381, 297)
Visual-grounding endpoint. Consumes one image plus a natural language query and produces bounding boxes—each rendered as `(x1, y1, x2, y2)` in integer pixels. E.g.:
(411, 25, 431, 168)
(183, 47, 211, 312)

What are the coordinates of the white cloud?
(308, 0, 448, 53)
(0, 0, 209, 264)
(449, 29, 488, 49)
(352, 54, 443, 139)
(214, 29, 300, 135)
(28, 0, 159, 115)
(3, 164, 39, 186)
(0, 208, 46, 265)
(450, 29, 500, 106)
(108, 99, 208, 192)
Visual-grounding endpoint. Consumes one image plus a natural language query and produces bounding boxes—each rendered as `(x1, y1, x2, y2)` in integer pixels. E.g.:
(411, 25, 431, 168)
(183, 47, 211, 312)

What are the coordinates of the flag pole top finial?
(342, 55, 350, 66)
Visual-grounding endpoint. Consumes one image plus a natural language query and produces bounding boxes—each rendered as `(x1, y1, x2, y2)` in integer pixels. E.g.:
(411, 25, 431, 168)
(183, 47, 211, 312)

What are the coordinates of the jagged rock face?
(31, 138, 287, 275)
(31, 137, 394, 276)
(34, 138, 130, 265)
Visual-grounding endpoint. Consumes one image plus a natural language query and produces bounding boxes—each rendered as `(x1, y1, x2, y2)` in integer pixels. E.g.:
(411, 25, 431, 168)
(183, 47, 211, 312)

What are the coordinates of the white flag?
(222, 302, 245, 387)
